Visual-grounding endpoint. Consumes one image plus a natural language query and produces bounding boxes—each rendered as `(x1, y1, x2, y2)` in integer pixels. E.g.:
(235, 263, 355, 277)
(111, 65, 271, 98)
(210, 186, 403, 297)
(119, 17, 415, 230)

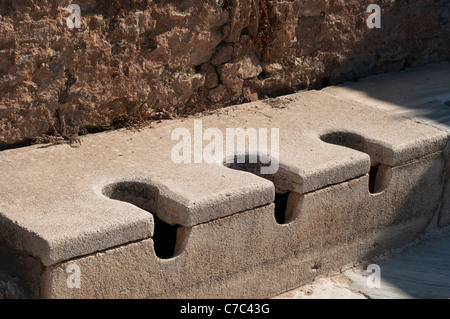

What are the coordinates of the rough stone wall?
(0, 0, 449, 148)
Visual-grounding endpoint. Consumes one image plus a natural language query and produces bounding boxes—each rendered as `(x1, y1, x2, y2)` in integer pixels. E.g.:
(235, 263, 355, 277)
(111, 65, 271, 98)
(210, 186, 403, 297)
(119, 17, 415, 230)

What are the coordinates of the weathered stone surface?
(218, 62, 244, 96)
(200, 63, 219, 89)
(321, 62, 450, 228)
(1, 58, 450, 298)
(1, 0, 449, 148)
(211, 43, 234, 66)
(0, 76, 448, 298)
(236, 51, 262, 79)
(208, 84, 228, 102)
(41, 153, 444, 298)
(275, 228, 450, 299)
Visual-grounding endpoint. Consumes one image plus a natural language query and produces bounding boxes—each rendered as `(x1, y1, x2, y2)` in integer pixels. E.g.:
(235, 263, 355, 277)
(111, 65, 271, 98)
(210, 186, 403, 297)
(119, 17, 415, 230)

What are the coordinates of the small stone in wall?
(200, 63, 220, 89)
(208, 84, 228, 103)
(211, 44, 234, 66)
(236, 52, 263, 80)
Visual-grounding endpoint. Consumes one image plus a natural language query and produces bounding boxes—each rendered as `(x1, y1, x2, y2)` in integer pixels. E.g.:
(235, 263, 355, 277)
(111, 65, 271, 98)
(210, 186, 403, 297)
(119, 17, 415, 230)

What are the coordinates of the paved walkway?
(275, 227, 450, 299)
(276, 62, 450, 299)
(322, 62, 450, 134)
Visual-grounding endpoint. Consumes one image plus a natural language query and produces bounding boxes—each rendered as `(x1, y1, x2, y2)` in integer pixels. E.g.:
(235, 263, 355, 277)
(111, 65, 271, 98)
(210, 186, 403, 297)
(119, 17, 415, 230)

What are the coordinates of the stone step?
(0, 63, 449, 299)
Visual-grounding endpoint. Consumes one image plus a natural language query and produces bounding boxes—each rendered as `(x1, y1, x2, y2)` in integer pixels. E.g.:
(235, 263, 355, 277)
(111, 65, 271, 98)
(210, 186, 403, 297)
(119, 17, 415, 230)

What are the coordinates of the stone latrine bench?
(0, 89, 448, 298)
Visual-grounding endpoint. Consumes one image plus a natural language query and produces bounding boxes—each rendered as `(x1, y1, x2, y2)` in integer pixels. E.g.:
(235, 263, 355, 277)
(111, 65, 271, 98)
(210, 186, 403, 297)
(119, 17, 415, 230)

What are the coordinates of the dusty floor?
(274, 219, 450, 299)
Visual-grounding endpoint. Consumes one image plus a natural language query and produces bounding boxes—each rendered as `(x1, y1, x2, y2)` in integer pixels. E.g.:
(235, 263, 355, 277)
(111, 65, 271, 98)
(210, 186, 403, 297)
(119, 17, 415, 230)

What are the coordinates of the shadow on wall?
(253, 0, 450, 95)
(323, 62, 450, 128)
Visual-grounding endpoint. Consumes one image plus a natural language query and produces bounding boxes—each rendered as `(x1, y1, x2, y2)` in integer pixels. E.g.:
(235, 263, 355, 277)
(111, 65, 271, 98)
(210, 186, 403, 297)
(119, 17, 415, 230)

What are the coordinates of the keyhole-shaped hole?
(321, 131, 392, 194)
(102, 181, 187, 259)
(369, 164, 392, 194)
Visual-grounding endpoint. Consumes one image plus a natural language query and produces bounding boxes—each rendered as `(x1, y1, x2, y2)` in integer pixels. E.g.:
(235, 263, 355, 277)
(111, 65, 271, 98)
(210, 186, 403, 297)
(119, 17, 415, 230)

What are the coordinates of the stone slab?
(322, 62, 450, 227)
(0, 64, 449, 298)
(0, 86, 446, 267)
(39, 153, 444, 298)
(0, 89, 447, 267)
